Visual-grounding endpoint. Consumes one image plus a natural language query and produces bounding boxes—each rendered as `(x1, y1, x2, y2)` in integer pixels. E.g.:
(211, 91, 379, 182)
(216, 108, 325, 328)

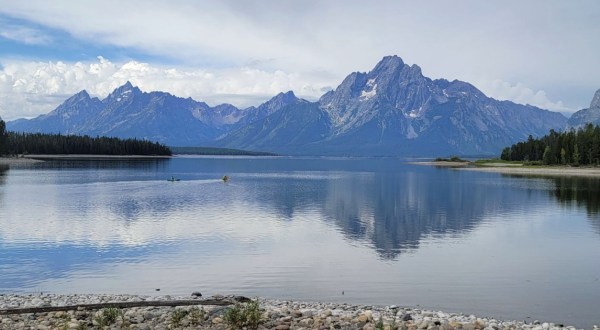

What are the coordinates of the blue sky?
(0, 0, 599, 120)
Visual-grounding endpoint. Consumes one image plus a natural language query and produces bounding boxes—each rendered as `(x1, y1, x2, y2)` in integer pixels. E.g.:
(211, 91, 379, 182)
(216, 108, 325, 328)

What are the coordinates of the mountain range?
(8, 55, 575, 156)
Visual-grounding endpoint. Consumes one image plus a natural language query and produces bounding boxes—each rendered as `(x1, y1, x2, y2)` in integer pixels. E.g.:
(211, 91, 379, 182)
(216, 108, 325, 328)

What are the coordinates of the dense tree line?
(501, 123, 600, 166)
(0, 119, 7, 155)
(0, 119, 171, 156)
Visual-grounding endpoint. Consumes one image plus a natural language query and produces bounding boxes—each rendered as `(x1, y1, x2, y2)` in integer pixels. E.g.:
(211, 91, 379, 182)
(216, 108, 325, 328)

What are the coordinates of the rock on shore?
(0, 293, 594, 330)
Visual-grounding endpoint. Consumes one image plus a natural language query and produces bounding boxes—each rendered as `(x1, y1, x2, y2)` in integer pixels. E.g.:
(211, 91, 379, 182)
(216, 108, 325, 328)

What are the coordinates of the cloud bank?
(0, 57, 332, 120)
(0, 0, 598, 119)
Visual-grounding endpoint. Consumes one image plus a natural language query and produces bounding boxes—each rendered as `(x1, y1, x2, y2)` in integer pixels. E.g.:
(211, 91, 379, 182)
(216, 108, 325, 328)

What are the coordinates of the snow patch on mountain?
(406, 125, 418, 139)
(360, 86, 377, 101)
(407, 107, 423, 119)
(359, 79, 377, 101)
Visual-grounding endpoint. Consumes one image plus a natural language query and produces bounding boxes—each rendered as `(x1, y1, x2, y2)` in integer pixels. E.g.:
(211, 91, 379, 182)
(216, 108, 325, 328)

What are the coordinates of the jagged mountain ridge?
(7, 82, 301, 146)
(567, 89, 600, 128)
(217, 56, 567, 155)
(8, 56, 568, 155)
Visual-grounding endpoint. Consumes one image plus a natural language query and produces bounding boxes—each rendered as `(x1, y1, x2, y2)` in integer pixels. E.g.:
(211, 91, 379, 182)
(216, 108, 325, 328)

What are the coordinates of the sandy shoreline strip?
(459, 166, 600, 177)
(411, 161, 600, 177)
(1, 154, 171, 167)
(0, 157, 44, 166)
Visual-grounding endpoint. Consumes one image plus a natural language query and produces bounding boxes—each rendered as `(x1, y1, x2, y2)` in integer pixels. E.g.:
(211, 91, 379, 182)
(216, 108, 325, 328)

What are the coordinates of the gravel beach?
(1, 294, 595, 330)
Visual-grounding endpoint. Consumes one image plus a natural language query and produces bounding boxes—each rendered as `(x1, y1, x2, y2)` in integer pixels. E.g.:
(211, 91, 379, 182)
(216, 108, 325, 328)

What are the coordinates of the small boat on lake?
(167, 176, 181, 182)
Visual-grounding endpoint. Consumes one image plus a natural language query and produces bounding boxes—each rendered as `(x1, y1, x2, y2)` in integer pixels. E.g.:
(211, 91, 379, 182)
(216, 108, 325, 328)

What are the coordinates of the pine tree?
(573, 144, 580, 166)
(542, 146, 552, 165)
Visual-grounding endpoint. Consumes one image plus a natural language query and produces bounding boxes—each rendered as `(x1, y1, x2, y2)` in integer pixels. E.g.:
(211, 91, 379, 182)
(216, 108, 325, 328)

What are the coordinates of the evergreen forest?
(0, 119, 171, 156)
(501, 123, 600, 166)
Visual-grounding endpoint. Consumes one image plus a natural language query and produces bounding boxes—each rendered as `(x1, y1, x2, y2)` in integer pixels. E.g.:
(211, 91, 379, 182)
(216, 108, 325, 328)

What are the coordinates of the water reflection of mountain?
(242, 165, 546, 260)
(322, 167, 542, 259)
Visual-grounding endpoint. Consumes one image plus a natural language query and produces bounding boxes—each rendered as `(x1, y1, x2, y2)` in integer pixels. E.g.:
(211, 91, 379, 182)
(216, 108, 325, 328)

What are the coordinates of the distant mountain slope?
(218, 55, 567, 156)
(567, 89, 600, 128)
(8, 82, 216, 145)
(8, 82, 301, 148)
(8, 90, 103, 135)
(8, 56, 569, 156)
(216, 100, 331, 154)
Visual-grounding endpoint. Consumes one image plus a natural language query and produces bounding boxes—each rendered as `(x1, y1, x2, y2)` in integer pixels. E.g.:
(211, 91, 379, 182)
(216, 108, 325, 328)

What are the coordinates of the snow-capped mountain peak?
(105, 81, 142, 103)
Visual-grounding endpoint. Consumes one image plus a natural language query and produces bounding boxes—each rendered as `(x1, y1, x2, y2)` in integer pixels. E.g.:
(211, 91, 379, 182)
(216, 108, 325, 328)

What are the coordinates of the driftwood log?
(0, 298, 235, 315)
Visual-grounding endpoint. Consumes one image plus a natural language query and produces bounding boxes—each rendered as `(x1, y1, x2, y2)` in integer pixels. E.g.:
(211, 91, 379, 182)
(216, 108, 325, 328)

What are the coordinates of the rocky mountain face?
(218, 56, 567, 155)
(567, 89, 600, 128)
(9, 82, 240, 146)
(8, 56, 569, 156)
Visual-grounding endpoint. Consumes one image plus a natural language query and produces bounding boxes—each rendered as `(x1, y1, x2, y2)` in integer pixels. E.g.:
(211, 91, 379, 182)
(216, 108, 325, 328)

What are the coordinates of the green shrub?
(243, 300, 261, 329)
(94, 307, 123, 328)
(189, 306, 205, 326)
(223, 300, 262, 330)
(170, 308, 189, 327)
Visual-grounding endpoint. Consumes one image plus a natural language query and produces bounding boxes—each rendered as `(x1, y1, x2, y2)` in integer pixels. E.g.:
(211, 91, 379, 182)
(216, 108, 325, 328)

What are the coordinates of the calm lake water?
(1, 157, 599, 328)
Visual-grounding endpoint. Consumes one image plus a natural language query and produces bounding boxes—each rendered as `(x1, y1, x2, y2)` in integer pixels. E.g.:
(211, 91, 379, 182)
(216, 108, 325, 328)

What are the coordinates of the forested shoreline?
(0, 119, 171, 156)
(501, 123, 600, 166)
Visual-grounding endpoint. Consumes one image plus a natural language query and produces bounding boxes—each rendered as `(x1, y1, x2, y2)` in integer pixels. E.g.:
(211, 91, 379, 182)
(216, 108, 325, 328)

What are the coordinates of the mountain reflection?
(4, 158, 600, 300)
(323, 168, 536, 259)
(239, 166, 548, 260)
(5, 158, 600, 265)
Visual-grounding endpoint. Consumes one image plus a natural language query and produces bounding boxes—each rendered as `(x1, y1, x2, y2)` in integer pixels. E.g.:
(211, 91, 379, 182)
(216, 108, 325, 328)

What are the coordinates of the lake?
(0, 156, 599, 328)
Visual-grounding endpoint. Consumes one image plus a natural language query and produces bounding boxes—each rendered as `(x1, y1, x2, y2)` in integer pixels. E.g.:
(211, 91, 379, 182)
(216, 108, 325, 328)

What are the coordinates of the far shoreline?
(0, 154, 172, 167)
(412, 161, 600, 177)
(23, 154, 171, 160)
(0, 156, 44, 166)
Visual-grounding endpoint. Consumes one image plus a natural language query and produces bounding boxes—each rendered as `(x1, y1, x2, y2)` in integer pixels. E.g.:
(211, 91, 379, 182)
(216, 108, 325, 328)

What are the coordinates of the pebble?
(0, 293, 591, 330)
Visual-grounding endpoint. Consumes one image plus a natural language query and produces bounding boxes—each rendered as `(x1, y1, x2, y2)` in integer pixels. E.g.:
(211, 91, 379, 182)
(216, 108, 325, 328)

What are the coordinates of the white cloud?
(478, 79, 574, 113)
(0, 0, 598, 119)
(0, 1, 596, 86)
(0, 57, 331, 120)
(0, 25, 51, 45)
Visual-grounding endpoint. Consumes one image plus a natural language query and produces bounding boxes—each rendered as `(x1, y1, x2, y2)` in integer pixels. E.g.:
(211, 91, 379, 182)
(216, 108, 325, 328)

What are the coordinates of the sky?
(0, 0, 598, 121)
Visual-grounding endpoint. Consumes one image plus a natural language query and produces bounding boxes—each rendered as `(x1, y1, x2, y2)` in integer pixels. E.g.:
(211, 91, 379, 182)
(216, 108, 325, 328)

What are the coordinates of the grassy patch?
(434, 156, 469, 162)
(473, 158, 521, 165)
(94, 307, 124, 329)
